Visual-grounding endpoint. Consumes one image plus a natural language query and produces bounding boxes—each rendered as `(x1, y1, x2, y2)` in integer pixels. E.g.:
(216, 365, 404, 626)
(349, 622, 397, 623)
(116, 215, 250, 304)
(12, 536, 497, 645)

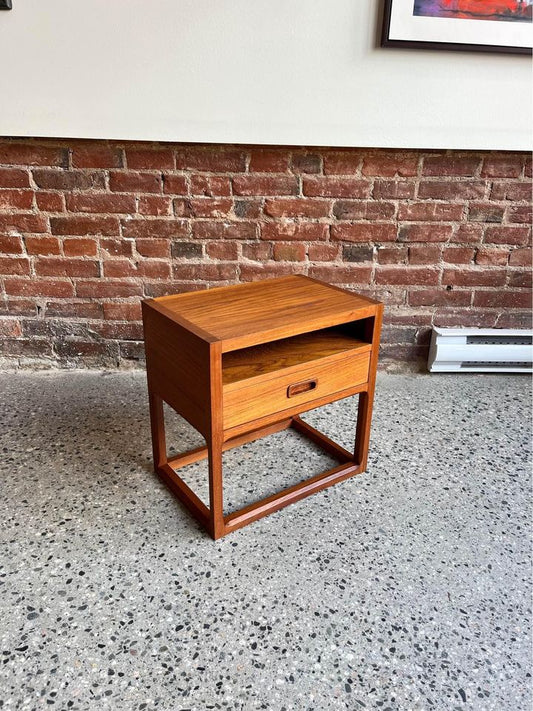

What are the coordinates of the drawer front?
(223, 350, 370, 430)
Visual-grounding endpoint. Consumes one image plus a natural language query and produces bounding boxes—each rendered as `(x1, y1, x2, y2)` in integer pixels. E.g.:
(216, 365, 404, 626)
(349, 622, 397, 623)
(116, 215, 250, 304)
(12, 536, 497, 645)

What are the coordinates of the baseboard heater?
(428, 327, 533, 373)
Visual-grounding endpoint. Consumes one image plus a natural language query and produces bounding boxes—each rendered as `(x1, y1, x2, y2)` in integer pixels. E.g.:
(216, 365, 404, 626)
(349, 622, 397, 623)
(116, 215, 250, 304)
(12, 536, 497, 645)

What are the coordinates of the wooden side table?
(142, 275, 383, 539)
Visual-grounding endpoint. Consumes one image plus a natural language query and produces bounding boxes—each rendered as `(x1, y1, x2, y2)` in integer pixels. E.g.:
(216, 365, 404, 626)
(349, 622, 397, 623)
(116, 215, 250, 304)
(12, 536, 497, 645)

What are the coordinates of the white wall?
(0, 0, 530, 150)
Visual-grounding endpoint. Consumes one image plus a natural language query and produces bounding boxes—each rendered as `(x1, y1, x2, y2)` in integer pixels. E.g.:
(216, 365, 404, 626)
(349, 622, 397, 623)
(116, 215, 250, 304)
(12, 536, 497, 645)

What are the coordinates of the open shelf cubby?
(222, 323, 373, 386)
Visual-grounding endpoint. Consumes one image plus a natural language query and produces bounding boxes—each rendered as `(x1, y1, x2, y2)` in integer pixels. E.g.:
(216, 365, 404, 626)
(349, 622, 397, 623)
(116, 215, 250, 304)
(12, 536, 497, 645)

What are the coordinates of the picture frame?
(0, 0, 13, 9)
(382, 0, 533, 54)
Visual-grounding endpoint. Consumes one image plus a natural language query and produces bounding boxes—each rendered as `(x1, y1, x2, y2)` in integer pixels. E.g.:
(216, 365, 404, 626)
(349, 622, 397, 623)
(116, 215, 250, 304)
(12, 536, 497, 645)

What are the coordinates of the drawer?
(223, 349, 370, 430)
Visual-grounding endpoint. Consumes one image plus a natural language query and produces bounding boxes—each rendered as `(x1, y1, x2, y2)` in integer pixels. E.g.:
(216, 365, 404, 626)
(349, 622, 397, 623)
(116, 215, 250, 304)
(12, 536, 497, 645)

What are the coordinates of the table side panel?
(142, 302, 213, 436)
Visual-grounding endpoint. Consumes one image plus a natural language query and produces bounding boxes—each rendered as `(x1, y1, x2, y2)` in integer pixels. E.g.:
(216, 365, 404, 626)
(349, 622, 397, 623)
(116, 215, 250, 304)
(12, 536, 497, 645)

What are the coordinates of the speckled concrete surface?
(0, 371, 531, 711)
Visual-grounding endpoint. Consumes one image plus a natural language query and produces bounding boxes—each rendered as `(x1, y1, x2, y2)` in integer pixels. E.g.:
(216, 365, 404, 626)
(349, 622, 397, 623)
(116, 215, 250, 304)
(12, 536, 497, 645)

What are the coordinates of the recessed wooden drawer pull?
(287, 379, 318, 398)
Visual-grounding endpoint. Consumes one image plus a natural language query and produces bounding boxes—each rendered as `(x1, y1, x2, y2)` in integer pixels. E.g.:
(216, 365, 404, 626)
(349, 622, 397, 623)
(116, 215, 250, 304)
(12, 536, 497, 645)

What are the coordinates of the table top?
(147, 275, 380, 351)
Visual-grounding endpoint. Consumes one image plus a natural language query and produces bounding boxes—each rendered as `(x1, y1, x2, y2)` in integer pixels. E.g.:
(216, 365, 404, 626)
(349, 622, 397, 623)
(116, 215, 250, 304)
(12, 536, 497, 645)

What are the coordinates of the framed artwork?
(382, 0, 533, 54)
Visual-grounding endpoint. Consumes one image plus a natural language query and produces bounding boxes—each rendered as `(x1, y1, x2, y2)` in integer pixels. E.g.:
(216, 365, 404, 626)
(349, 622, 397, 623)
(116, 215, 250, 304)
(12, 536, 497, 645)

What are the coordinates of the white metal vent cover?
(428, 327, 533, 373)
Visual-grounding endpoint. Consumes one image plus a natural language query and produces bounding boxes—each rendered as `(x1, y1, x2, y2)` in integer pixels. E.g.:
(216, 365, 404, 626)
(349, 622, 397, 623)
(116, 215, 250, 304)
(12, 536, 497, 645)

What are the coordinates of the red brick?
(375, 267, 439, 286)
(100, 239, 134, 257)
(62, 238, 98, 257)
(24, 236, 61, 255)
(0, 339, 54, 358)
(2, 299, 39, 316)
(473, 291, 531, 308)
(373, 181, 415, 200)
(136, 238, 170, 258)
(122, 218, 189, 239)
(333, 200, 395, 220)
(242, 242, 272, 261)
(103, 260, 170, 280)
(32, 169, 106, 191)
(323, 151, 363, 175)
(508, 270, 532, 288)
(362, 152, 418, 177)
(35, 192, 65, 212)
(261, 223, 328, 242)
(398, 202, 464, 221)
(189, 175, 231, 196)
(481, 155, 524, 178)
(273, 243, 306, 261)
(137, 195, 172, 216)
(50, 215, 119, 236)
(172, 263, 238, 281)
(422, 156, 480, 176)
(475, 248, 509, 266)
(138, 261, 171, 280)
(303, 177, 370, 199)
(408, 246, 442, 264)
(4, 278, 74, 298)
(75, 281, 143, 298)
(0, 190, 34, 211)
(408, 289, 471, 307)
(172, 198, 193, 217)
(206, 242, 239, 260)
(490, 181, 531, 201)
(193, 221, 257, 240)
(442, 247, 475, 264)
(308, 265, 372, 283)
(72, 144, 123, 168)
(507, 205, 532, 224)
(109, 172, 162, 193)
(433, 309, 497, 328)
(101, 260, 137, 279)
(399, 224, 453, 243)
(452, 224, 483, 243)
(0, 214, 48, 233)
(484, 226, 530, 246)
(377, 246, 408, 264)
(418, 180, 486, 200)
(509, 248, 531, 266)
(92, 322, 144, 340)
(176, 147, 245, 172)
(0, 143, 68, 167)
(467, 203, 504, 223)
(126, 148, 174, 170)
(331, 223, 396, 243)
(290, 153, 322, 174)
(308, 244, 340, 261)
(0, 168, 30, 188)
(45, 301, 103, 319)
(66, 193, 136, 214)
(239, 263, 306, 281)
(496, 311, 532, 328)
(525, 157, 532, 178)
(189, 198, 233, 217)
(103, 301, 141, 321)
(233, 175, 298, 196)
(0, 235, 23, 253)
(233, 199, 263, 219)
(0, 318, 24, 338)
(380, 344, 427, 362)
(442, 268, 506, 287)
(342, 245, 374, 262)
(265, 198, 331, 218)
(55, 340, 111, 359)
(35, 258, 99, 278)
(162, 174, 188, 195)
(249, 149, 289, 173)
(0, 257, 30, 275)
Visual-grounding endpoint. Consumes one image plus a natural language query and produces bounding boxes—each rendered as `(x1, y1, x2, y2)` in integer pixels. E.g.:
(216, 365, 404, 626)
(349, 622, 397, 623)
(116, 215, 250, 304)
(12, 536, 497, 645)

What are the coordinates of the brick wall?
(0, 138, 531, 370)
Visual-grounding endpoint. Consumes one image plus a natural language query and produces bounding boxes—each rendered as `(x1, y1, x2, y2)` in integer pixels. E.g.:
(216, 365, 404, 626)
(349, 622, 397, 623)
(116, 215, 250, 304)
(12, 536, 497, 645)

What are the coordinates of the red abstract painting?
(414, 0, 533, 22)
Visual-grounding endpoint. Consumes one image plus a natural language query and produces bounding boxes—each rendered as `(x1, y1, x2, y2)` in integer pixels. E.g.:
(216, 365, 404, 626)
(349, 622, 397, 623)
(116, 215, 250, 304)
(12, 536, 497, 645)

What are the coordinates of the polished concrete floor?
(0, 371, 531, 711)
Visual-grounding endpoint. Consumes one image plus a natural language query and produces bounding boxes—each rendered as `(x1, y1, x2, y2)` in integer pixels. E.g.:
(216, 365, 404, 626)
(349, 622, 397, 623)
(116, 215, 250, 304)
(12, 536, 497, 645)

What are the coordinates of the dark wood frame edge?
(381, 0, 532, 55)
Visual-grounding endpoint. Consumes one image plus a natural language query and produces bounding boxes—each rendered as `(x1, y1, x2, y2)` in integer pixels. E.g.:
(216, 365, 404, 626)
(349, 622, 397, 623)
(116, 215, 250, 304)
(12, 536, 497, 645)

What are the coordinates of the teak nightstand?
(142, 275, 383, 539)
